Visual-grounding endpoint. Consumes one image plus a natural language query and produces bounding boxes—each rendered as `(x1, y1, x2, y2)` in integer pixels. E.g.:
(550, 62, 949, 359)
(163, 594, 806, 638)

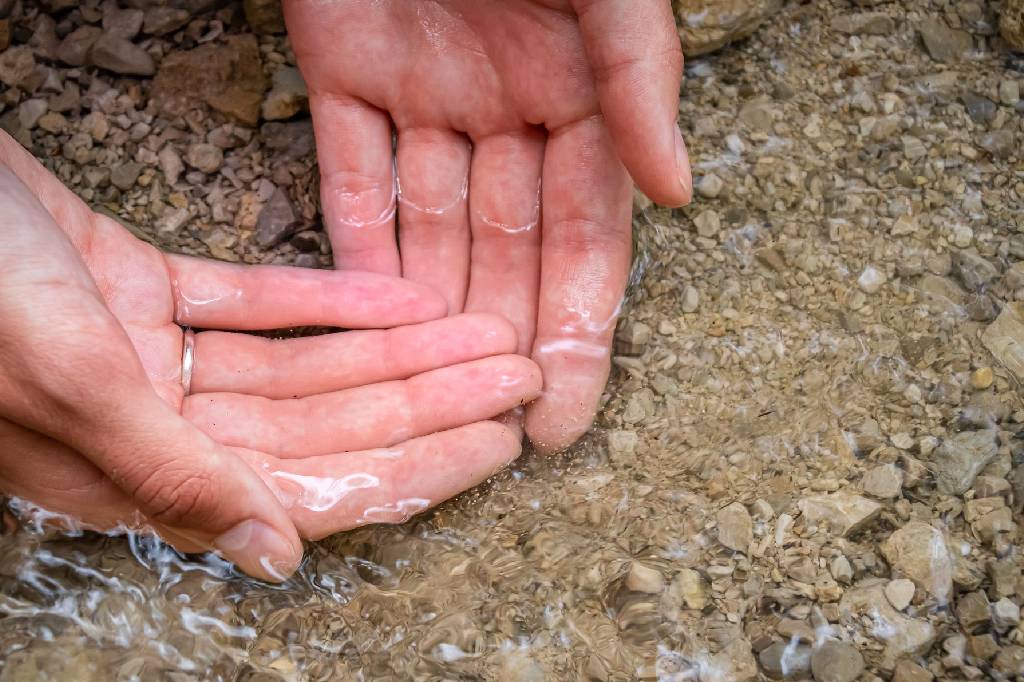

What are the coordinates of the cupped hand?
(0, 132, 541, 580)
(283, 0, 690, 452)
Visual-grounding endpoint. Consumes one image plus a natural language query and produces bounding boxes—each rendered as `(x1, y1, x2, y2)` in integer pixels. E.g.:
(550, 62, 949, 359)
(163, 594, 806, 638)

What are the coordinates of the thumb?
(572, 0, 691, 207)
(80, 400, 304, 581)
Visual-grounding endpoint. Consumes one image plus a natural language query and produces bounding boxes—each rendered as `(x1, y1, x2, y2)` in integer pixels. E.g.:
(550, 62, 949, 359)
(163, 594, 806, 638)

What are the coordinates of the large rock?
(89, 34, 155, 76)
(881, 521, 954, 603)
(840, 581, 936, 668)
(933, 429, 999, 495)
(150, 34, 267, 126)
(798, 492, 881, 537)
(983, 303, 1024, 381)
(1003, 0, 1024, 51)
(674, 0, 782, 56)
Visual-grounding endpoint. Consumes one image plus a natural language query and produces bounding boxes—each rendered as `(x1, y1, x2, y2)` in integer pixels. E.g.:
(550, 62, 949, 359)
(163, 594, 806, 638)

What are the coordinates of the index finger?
(525, 116, 633, 453)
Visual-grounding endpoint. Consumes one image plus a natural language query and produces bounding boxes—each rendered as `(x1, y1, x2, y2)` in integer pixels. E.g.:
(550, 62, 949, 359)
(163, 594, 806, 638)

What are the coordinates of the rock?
(244, 0, 286, 34)
(861, 463, 903, 499)
(882, 521, 954, 603)
(607, 430, 638, 460)
(920, 18, 973, 62)
(616, 321, 651, 356)
(674, 0, 781, 56)
(954, 251, 999, 292)
(36, 111, 67, 134)
(102, 7, 144, 40)
(262, 67, 309, 121)
(885, 579, 916, 611)
(961, 93, 996, 124)
(994, 645, 1024, 676)
(682, 285, 700, 313)
(983, 303, 1024, 381)
(294, 253, 320, 269)
(893, 660, 933, 682)
(694, 209, 721, 238)
(810, 641, 864, 682)
(971, 367, 994, 389)
(1002, 0, 1024, 51)
(256, 187, 300, 247)
(697, 173, 723, 199)
(143, 8, 191, 36)
(201, 228, 238, 262)
(999, 79, 1020, 105)
(151, 34, 267, 127)
(290, 230, 321, 253)
(56, 26, 102, 67)
(972, 506, 1015, 543)
(933, 429, 999, 495)
(717, 501, 753, 552)
(89, 34, 155, 76)
(992, 598, 1021, 631)
(29, 16, 59, 60)
(157, 207, 190, 235)
(798, 493, 880, 537)
(956, 590, 990, 633)
(840, 581, 936, 667)
(17, 98, 47, 129)
(832, 12, 895, 35)
(184, 143, 224, 174)
(830, 556, 854, 584)
(110, 162, 143, 191)
(758, 642, 811, 680)
(857, 265, 886, 293)
(672, 569, 708, 610)
(625, 562, 664, 594)
(979, 129, 1016, 159)
(701, 638, 758, 682)
(158, 146, 184, 185)
(0, 45, 35, 88)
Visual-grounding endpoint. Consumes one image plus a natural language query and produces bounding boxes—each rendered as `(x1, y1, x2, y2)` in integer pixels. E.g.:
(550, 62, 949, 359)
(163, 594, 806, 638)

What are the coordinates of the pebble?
(956, 590, 990, 633)
(861, 463, 903, 499)
(702, 639, 758, 682)
(616, 322, 651, 356)
(992, 597, 1021, 631)
(36, 111, 67, 134)
(89, 34, 155, 77)
(158, 146, 184, 186)
(857, 265, 886, 293)
(717, 501, 753, 552)
(961, 93, 996, 124)
(624, 561, 664, 594)
(798, 493, 881, 537)
(156, 207, 189, 235)
(810, 641, 864, 682)
(696, 173, 723, 199)
(56, 26, 101, 67)
(102, 7, 144, 40)
(681, 285, 700, 313)
(933, 429, 999, 495)
(832, 12, 894, 35)
(919, 17, 973, 62)
(142, 8, 191, 36)
(110, 162, 142, 191)
(262, 67, 309, 121)
(885, 578, 916, 610)
(256, 187, 301, 247)
(17, 98, 47, 129)
(184, 143, 224, 174)
(892, 660, 933, 682)
(694, 209, 721, 238)
(970, 367, 994, 390)
(951, 223, 974, 248)
(672, 569, 707, 610)
(999, 79, 1021, 106)
(830, 555, 853, 584)
(882, 521, 954, 602)
(758, 642, 811, 680)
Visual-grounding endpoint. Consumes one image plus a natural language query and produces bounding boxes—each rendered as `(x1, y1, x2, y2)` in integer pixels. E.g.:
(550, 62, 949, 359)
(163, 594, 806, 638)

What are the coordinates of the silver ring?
(181, 329, 196, 397)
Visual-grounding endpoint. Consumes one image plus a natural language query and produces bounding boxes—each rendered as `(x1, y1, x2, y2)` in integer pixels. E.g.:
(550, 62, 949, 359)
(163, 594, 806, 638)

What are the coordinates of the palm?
(286, 0, 687, 451)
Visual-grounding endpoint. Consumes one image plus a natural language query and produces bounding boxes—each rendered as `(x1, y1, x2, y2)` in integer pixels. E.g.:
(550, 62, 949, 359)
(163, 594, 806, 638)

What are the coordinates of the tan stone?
(674, 0, 782, 56)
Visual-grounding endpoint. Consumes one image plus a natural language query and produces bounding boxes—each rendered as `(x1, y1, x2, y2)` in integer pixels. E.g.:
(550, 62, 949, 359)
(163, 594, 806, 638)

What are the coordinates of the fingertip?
(213, 518, 303, 583)
(462, 313, 519, 355)
(475, 419, 525, 471)
(524, 399, 595, 455)
(396, 277, 450, 323)
(497, 353, 544, 401)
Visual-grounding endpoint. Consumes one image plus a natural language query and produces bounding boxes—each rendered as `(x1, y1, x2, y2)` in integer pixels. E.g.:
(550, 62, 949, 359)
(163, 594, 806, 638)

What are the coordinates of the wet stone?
(625, 562, 664, 594)
(758, 641, 812, 680)
(966, 633, 998, 661)
(256, 188, 301, 248)
(810, 641, 864, 682)
(953, 251, 999, 292)
(832, 12, 894, 35)
(991, 597, 1021, 631)
(982, 303, 1024, 381)
(892, 660, 933, 682)
(857, 265, 886, 293)
(616, 322, 651, 356)
(919, 17, 973, 62)
(995, 645, 1024, 676)
(672, 569, 707, 610)
(110, 162, 143, 191)
(56, 25, 101, 67)
(885, 578, 916, 611)
(961, 93, 997, 124)
(701, 638, 758, 682)
(717, 501, 753, 552)
(696, 173, 723, 198)
(262, 67, 309, 121)
(17, 98, 47, 129)
(933, 429, 999, 495)
(882, 521, 954, 602)
(956, 590, 990, 634)
(861, 463, 903, 499)
(798, 493, 880, 537)
(185, 143, 224, 174)
(979, 129, 1016, 159)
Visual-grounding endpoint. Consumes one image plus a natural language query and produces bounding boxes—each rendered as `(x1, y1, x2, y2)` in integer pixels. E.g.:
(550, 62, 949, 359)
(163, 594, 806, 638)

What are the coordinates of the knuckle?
(130, 465, 219, 528)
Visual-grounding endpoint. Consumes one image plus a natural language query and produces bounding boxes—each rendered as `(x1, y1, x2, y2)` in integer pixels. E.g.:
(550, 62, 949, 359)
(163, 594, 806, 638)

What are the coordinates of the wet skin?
(284, 0, 692, 452)
(0, 132, 542, 581)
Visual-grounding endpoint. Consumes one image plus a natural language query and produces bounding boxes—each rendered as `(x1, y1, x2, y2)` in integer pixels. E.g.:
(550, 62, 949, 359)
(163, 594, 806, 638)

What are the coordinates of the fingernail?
(674, 126, 693, 205)
(214, 520, 299, 581)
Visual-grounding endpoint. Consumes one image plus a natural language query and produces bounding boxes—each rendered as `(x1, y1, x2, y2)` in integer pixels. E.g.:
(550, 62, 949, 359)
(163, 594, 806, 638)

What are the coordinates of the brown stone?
(244, 0, 286, 35)
(675, 0, 782, 56)
(1003, 0, 1024, 52)
(150, 34, 267, 127)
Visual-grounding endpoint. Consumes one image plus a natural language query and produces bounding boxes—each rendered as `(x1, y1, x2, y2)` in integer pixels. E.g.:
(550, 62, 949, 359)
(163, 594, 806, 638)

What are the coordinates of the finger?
(310, 93, 400, 275)
(0, 419, 206, 554)
(184, 355, 542, 458)
(235, 420, 522, 540)
(192, 313, 517, 399)
(396, 127, 472, 313)
(572, 0, 691, 206)
(166, 254, 446, 330)
(526, 117, 633, 453)
(464, 129, 545, 356)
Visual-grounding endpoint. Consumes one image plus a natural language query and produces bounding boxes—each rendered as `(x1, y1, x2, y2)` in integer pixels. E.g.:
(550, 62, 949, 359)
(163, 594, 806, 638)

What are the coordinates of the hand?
(283, 0, 690, 452)
(0, 132, 541, 580)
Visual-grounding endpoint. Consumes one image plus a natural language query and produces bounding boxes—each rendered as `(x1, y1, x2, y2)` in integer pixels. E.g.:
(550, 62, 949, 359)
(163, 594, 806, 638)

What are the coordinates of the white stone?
(858, 265, 886, 294)
(885, 578, 916, 610)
